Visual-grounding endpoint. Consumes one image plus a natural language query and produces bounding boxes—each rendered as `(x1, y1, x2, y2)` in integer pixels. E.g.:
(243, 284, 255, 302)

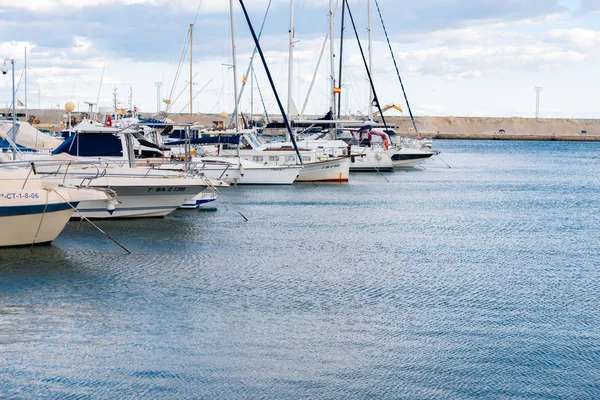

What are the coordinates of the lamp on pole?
(2, 58, 16, 159)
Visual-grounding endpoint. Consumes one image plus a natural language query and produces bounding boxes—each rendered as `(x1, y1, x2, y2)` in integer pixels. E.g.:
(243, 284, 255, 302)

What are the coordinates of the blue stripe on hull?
(0, 202, 77, 217)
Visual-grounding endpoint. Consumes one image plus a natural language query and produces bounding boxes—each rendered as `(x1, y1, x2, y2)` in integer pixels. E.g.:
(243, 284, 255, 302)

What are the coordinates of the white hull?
(77, 186, 197, 218)
(180, 192, 218, 209)
(386, 148, 436, 169)
(0, 169, 113, 247)
(0, 207, 74, 246)
(196, 157, 301, 185)
(349, 149, 394, 172)
(38, 168, 207, 219)
(237, 165, 302, 185)
(295, 157, 350, 182)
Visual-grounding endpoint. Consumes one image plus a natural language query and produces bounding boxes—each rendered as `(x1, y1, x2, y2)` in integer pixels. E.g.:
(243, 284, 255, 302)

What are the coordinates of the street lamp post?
(2, 58, 16, 159)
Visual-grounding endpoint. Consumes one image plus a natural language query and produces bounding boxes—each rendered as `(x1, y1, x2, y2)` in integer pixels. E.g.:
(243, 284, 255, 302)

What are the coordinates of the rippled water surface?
(1, 140, 599, 399)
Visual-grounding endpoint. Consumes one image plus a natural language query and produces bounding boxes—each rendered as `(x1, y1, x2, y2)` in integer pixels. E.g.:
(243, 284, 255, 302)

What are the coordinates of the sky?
(0, 0, 599, 118)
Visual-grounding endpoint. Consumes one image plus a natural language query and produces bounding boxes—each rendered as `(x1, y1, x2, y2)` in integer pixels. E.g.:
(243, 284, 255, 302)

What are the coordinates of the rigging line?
(373, 0, 418, 135)
(177, 78, 213, 114)
(344, 0, 389, 131)
(238, 0, 303, 163)
(170, 75, 195, 109)
(167, 29, 191, 113)
(52, 188, 131, 254)
(8, 69, 25, 110)
(192, 0, 204, 26)
(210, 183, 248, 221)
(95, 61, 106, 117)
(228, 0, 273, 128)
(300, 0, 340, 118)
(253, 67, 270, 122)
(31, 189, 50, 249)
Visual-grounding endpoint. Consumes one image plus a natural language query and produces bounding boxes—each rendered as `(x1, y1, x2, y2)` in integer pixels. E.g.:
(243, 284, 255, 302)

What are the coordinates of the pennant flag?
(163, 99, 171, 105)
(333, 87, 341, 94)
(17, 99, 25, 107)
(242, 75, 248, 84)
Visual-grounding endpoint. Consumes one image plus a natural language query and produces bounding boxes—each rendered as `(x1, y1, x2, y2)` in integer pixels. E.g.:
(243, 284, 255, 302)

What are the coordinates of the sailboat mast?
(329, 0, 336, 116)
(337, 1, 345, 119)
(189, 24, 193, 117)
(287, 0, 295, 117)
(24, 47, 28, 122)
(250, 64, 254, 123)
(229, 0, 240, 132)
(368, 0, 373, 121)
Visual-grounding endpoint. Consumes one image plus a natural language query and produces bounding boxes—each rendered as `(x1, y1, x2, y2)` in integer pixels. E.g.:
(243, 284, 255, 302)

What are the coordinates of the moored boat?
(0, 167, 115, 247)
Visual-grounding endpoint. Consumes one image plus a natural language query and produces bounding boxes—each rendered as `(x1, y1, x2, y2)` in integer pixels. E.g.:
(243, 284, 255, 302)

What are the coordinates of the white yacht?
(0, 166, 115, 247)
(2, 121, 209, 218)
(193, 130, 349, 182)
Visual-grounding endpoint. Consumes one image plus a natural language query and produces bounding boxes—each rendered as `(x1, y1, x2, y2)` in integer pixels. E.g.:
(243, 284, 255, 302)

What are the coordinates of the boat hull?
(387, 149, 436, 169)
(237, 166, 301, 185)
(0, 203, 75, 247)
(76, 183, 204, 218)
(348, 150, 394, 172)
(295, 157, 350, 182)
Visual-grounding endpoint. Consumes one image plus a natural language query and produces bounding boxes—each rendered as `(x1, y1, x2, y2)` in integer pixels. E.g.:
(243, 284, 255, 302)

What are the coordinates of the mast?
(329, 0, 336, 116)
(367, 0, 373, 121)
(238, 0, 303, 163)
(345, 0, 388, 130)
(337, 1, 345, 119)
(189, 23, 193, 117)
(250, 64, 254, 123)
(24, 47, 28, 122)
(229, 0, 240, 132)
(287, 0, 295, 117)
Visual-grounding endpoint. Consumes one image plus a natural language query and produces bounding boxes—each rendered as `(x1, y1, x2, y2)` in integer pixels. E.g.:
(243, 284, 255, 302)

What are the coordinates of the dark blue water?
(1, 140, 599, 399)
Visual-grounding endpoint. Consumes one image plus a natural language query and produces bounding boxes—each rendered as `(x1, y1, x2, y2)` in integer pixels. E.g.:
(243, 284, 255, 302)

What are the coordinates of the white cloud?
(72, 36, 92, 54)
(0, 0, 281, 12)
(546, 27, 600, 50)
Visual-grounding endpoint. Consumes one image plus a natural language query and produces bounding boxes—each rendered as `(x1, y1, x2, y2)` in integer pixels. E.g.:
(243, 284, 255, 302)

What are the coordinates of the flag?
(333, 87, 341, 94)
(242, 75, 247, 84)
(17, 99, 25, 107)
(163, 98, 171, 105)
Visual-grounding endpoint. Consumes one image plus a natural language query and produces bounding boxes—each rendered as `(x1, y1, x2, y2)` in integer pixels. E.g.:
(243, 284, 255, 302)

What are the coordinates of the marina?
(1, 140, 598, 398)
(1, 0, 600, 397)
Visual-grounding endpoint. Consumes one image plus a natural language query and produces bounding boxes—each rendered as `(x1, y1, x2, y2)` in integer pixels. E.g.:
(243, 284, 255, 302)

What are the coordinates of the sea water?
(1, 140, 599, 399)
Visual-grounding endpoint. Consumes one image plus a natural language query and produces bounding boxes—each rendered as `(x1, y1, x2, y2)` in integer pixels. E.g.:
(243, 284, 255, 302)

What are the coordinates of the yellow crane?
(373, 104, 403, 117)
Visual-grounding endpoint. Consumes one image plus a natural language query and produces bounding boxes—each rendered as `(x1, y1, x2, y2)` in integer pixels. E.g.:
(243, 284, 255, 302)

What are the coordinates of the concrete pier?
(7, 108, 600, 141)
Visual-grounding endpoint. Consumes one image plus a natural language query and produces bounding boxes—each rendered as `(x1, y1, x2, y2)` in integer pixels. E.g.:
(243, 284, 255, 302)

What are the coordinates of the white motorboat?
(36, 163, 208, 219)
(386, 146, 437, 169)
(0, 167, 115, 247)
(180, 191, 218, 209)
(3, 122, 209, 218)
(288, 137, 394, 172)
(214, 131, 350, 182)
(196, 156, 301, 185)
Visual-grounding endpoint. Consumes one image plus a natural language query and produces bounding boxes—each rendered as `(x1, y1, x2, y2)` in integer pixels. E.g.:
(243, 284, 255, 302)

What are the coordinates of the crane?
(373, 104, 402, 117)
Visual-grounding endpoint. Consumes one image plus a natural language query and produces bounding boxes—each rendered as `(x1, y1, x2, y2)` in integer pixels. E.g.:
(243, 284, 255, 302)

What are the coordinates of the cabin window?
(302, 156, 311, 162)
(285, 156, 296, 162)
(253, 156, 263, 162)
